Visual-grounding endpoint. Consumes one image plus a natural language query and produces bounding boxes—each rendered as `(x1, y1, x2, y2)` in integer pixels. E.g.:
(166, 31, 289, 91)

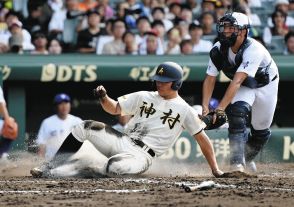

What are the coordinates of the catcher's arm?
(194, 131, 223, 177)
(202, 75, 216, 115)
(93, 85, 121, 115)
(217, 72, 247, 110)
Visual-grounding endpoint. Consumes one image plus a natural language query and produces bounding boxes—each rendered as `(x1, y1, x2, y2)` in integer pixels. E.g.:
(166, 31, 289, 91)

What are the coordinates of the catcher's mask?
(151, 61, 183, 90)
(217, 12, 250, 47)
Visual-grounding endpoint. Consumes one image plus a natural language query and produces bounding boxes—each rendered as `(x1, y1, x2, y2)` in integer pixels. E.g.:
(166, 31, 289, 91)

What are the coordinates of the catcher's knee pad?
(227, 101, 251, 134)
(245, 127, 271, 162)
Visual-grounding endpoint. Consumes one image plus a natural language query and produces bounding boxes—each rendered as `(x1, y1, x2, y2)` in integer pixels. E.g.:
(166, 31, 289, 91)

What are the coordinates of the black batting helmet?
(151, 61, 183, 90)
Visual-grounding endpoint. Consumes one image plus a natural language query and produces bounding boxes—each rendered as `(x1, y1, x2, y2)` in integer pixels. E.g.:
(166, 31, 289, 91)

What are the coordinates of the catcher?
(31, 61, 224, 178)
(202, 12, 279, 172)
(0, 86, 18, 160)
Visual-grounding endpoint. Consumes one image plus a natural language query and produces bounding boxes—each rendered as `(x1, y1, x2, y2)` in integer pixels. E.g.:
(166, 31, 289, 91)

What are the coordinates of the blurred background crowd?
(0, 0, 294, 56)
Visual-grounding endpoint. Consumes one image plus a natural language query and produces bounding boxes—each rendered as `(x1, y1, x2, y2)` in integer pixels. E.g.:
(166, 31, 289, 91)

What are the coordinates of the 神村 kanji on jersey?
(118, 91, 206, 156)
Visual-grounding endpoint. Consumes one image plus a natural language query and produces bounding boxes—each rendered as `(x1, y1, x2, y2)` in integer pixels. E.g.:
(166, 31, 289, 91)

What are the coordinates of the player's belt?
(131, 138, 156, 157)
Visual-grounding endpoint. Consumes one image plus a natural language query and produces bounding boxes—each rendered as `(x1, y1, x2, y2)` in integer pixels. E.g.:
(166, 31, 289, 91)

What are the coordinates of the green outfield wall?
(0, 54, 294, 82)
(0, 54, 293, 162)
(159, 129, 294, 163)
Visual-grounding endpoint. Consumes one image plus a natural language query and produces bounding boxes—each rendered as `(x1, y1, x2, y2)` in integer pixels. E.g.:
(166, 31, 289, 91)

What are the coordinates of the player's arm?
(217, 72, 248, 110)
(202, 75, 217, 115)
(0, 102, 10, 119)
(94, 85, 121, 115)
(193, 130, 223, 177)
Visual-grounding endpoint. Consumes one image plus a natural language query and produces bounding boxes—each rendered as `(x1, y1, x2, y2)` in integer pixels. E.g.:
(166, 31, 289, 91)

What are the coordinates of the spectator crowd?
(0, 0, 294, 55)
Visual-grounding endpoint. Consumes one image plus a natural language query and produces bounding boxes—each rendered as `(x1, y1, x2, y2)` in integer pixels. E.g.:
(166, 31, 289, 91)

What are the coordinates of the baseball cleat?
(30, 167, 44, 178)
(230, 164, 245, 172)
(30, 163, 52, 178)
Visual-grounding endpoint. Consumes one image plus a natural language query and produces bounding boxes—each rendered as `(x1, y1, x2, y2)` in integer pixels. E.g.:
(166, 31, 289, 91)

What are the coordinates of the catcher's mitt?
(200, 109, 227, 130)
(1, 117, 18, 140)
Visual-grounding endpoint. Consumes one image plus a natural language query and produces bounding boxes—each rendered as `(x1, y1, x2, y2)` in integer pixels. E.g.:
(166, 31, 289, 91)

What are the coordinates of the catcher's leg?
(0, 138, 13, 158)
(226, 101, 251, 170)
(245, 127, 270, 163)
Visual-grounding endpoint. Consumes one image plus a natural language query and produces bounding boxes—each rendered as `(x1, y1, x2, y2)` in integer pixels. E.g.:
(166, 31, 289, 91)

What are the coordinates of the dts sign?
(41, 64, 97, 82)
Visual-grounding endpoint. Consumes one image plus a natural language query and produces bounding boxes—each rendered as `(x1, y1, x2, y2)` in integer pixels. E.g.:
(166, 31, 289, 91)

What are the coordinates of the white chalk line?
(0, 188, 147, 194)
(1, 178, 293, 194)
(0, 180, 90, 184)
(124, 178, 294, 192)
(0, 180, 59, 184)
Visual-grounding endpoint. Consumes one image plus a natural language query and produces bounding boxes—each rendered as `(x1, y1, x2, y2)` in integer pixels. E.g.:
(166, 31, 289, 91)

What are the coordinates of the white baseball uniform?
(72, 91, 206, 175)
(36, 114, 83, 160)
(206, 37, 279, 130)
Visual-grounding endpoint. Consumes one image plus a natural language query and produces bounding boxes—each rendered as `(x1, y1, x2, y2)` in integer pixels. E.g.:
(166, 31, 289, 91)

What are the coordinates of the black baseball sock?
(50, 133, 83, 167)
(55, 133, 83, 155)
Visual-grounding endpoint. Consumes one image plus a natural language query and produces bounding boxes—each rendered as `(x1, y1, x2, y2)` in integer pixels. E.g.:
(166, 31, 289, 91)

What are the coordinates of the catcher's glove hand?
(93, 85, 107, 99)
(199, 109, 227, 130)
(2, 117, 18, 140)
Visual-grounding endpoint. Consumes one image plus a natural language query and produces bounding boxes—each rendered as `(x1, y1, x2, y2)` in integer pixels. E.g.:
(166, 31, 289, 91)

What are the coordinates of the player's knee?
(83, 120, 105, 131)
(227, 101, 251, 134)
(84, 120, 124, 137)
(105, 157, 128, 176)
(71, 120, 105, 142)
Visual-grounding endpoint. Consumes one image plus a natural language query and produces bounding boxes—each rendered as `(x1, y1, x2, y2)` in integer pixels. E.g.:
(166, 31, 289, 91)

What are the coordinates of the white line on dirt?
(124, 178, 294, 192)
(0, 180, 60, 183)
(0, 188, 147, 194)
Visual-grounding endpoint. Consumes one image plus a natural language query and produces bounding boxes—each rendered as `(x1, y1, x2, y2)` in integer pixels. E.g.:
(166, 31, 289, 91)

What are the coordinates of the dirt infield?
(0, 153, 293, 207)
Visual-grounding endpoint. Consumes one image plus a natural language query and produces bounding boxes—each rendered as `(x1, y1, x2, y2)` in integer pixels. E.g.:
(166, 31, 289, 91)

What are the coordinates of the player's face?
(219, 22, 239, 37)
(57, 102, 71, 117)
(155, 81, 175, 99)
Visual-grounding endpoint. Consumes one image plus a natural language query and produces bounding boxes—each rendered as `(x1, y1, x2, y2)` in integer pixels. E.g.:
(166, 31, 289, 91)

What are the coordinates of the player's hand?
(212, 169, 224, 178)
(199, 109, 227, 130)
(93, 85, 107, 99)
(202, 105, 209, 116)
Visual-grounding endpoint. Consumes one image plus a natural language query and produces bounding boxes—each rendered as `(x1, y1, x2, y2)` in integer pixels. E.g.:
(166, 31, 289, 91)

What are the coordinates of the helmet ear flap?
(171, 80, 182, 90)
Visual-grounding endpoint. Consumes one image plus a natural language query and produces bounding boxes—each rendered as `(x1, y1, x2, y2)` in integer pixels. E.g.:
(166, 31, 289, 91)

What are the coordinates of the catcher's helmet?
(151, 61, 183, 90)
(217, 12, 251, 47)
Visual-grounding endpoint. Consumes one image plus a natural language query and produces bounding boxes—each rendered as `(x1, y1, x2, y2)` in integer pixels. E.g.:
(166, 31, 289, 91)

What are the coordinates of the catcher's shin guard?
(229, 132, 248, 166)
(227, 101, 251, 166)
(245, 127, 270, 162)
